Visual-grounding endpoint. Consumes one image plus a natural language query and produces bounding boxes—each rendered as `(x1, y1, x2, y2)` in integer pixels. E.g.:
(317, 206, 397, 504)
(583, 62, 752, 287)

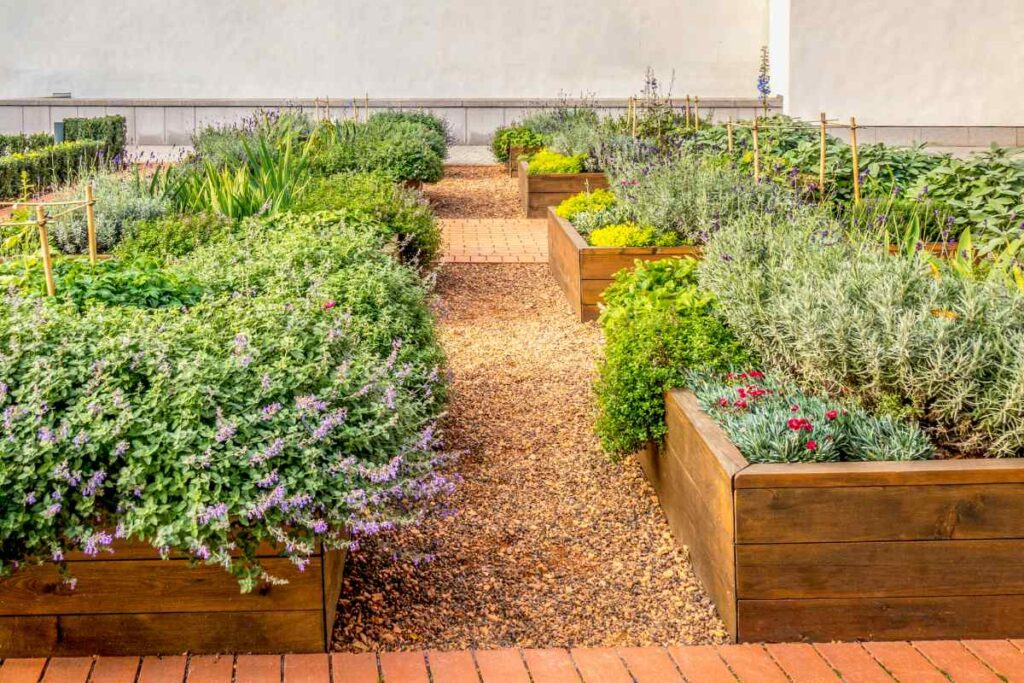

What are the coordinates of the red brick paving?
(441, 218, 547, 263)
(4, 641, 1024, 681)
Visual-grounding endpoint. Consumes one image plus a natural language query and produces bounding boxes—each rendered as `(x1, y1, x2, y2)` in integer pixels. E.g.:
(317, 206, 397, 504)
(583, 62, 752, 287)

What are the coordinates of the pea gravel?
(332, 263, 726, 651)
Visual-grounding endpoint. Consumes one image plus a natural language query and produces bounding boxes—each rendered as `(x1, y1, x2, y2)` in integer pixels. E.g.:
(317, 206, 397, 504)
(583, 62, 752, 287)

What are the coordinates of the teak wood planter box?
(642, 389, 1024, 643)
(0, 541, 346, 657)
(518, 159, 608, 218)
(507, 145, 541, 176)
(547, 209, 701, 322)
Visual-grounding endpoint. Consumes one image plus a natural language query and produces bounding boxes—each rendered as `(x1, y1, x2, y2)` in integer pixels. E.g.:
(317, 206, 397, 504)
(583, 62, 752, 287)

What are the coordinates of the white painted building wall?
(780, 0, 1024, 127)
(0, 0, 768, 99)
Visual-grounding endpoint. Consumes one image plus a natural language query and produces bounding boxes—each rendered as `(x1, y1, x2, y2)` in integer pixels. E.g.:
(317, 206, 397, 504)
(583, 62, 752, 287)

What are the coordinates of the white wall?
(783, 0, 1024, 126)
(0, 0, 767, 99)
(767, 0, 789, 101)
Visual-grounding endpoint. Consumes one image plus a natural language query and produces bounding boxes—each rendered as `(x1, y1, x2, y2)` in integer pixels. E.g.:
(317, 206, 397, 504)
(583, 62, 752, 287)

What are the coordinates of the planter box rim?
(667, 388, 1024, 488)
(518, 158, 605, 181)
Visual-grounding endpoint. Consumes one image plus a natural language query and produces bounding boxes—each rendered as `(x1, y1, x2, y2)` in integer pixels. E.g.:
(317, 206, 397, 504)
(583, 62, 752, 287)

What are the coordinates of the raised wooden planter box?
(0, 541, 346, 657)
(547, 209, 701, 322)
(640, 390, 1024, 643)
(507, 145, 541, 176)
(519, 159, 608, 218)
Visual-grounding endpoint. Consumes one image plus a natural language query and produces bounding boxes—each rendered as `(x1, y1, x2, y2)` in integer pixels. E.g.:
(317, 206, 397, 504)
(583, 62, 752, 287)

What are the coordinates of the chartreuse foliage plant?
(0, 214, 448, 591)
(689, 372, 934, 464)
(595, 258, 751, 455)
(589, 223, 655, 248)
(555, 189, 617, 221)
(526, 149, 586, 175)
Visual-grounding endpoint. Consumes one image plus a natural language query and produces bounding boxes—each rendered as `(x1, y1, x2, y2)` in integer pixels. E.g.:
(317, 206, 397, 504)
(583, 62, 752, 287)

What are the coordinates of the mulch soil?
(422, 166, 521, 219)
(332, 264, 726, 651)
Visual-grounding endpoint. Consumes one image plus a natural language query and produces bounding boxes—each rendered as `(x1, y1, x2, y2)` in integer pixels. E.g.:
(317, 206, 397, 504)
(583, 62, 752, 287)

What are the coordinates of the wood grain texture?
(546, 208, 583, 319)
(737, 595, 1024, 643)
(734, 483, 1024, 543)
(736, 459, 1024, 488)
(737, 539, 1024, 599)
(519, 161, 608, 218)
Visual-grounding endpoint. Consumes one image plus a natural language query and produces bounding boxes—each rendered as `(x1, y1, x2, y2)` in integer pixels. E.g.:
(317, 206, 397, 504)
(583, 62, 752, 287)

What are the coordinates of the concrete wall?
(782, 0, 1024, 131)
(1, 0, 767, 100)
(0, 98, 778, 146)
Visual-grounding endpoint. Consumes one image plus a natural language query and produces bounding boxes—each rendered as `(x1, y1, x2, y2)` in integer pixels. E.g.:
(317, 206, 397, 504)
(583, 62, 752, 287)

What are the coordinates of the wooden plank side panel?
(735, 483, 1024, 543)
(547, 209, 583, 319)
(529, 173, 608, 194)
(519, 160, 530, 216)
(321, 547, 347, 647)
(527, 191, 586, 218)
(0, 557, 324, 616)
(579, 250, 701, 280)
(737, 539, 1024, 599)
(55, 610, 325, 656)
(738, 596, 1024, 643)
(0, 616, 58, 658)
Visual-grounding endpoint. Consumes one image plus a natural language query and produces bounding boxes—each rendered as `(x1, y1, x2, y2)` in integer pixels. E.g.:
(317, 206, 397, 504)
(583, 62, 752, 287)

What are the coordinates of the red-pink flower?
(806, 440, 818, 451)
(733, 400, 748, 409)
(790, 404, 800, 413)
(826, 410, 838, 421)
(787, 418, 802, 431)
(718, 398, 729, 407)
(322, 300, 337, 311)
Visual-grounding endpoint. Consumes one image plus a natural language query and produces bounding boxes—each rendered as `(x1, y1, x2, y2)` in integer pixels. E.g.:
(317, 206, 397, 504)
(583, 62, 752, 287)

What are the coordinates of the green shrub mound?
(308, 119, 445, 183)
(491, 125, 545, 163)
(0, 215, 447, 591)
(689, 372, 934, 464)
(526, 149, 586, 175)
(699, 204, 1024, 458)
(595, 259, 751, 455)
(292, 172, 440, 265)
(0, 133, 54, 156)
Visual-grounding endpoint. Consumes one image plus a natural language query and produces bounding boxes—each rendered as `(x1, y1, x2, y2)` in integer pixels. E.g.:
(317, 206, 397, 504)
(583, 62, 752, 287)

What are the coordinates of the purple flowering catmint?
(24, 491, 36, 505)
(37, 426, 56, 444)
(82, 531, 113, 556)
(311, 519, 329, 534)
(313, 408, 348, 440)
(114, 440, 129, 458)
(215, 420, 237, 443)
(73, 431, 90, 447)
(44, 502, 61, 518)
(296, 395, 327, 413)
(382, 386, 397, 410)
(256, 470, 279, 489)
(260, 403, 282, 421)
(194, 544, 211, 560)
(261, 374, 272, 391)
(51, 548, 64, 562)
(250, 437, 284, 465)
(198, 502, 229, 524)
(82, 470, 107, 497)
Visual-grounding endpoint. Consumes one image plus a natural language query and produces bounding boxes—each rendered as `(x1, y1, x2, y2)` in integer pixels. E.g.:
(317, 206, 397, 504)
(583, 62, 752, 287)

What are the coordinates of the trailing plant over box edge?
(0, 214, 449, 592)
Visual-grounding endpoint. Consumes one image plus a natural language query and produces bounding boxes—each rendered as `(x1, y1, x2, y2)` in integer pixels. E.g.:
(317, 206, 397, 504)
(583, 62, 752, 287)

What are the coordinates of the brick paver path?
(5, 641, 1024, 682)
(441, 219, 546, 263)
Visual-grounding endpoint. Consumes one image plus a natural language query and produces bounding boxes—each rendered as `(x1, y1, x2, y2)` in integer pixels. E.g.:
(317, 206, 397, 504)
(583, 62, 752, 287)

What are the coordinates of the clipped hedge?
(0, 140, 102, 199)
(0, 133, 54, 156)
(64, 115, 127, 161)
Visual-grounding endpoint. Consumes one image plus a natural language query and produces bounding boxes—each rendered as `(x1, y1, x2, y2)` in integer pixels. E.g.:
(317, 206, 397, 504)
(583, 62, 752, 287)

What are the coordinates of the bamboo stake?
(631, 96, 638, 138)
(727, 118, 734, 154)
(850, 116, 861, 204)
(351, 98, 358, 121)
(752, 117, 761, 182)
(325, 96, 331, 122)
(819, 112, 827, 202)
(35, 206, 55, 297)
(364, 93, 369, 121)
(85, 182, 97, 264)
(684, 95, 691, 128)
(694, 96, 700, 130)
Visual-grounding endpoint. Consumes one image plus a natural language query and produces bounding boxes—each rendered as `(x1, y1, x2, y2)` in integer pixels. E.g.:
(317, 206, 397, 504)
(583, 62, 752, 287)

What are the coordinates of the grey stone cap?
(0, 96, 783, 108)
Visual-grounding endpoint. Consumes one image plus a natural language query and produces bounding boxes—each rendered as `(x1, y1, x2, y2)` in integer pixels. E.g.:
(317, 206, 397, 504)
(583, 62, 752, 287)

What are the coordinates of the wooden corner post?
(35, 206, 56, 297)
(850, 116, 861, 204)
(85, 182, 98, 264)
(819, 112, 827, 202)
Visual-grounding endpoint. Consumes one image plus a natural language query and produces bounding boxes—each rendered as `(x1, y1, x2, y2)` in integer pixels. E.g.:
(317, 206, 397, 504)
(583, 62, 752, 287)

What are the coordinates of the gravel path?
(332, 264, 726, 651)
(423, 166, 521, 219)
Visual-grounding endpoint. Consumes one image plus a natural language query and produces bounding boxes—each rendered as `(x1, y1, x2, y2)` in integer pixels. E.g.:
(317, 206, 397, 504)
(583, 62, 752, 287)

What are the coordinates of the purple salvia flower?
(260, 403, 282, 421)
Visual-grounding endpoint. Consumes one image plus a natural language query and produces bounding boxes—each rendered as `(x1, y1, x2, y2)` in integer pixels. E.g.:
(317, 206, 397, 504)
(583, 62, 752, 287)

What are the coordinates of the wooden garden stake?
(364, 93, 369, 121)
(727, 118, 734, 154)
(694, 96, 700, 130)
(819, 112, 827, 201)
(35, 206, 55, 297)
(685, 95, 691, 128)
(631, 96, 638, 138)
(85, 182, 97, 263)
(351, 98, 358, 121)
(752, 118, 761, 182)
(850, 116, 861, 204)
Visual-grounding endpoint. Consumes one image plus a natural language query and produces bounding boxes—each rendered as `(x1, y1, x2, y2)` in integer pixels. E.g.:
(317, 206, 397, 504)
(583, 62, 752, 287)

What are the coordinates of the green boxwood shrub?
(0, 133, 54, 156)
(491, 125, 545, 163)
(0, 214, 448, 590)
(595, 258, 751, 455)
(64, 116, 128, 161)
(0, 141, 103, 199)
